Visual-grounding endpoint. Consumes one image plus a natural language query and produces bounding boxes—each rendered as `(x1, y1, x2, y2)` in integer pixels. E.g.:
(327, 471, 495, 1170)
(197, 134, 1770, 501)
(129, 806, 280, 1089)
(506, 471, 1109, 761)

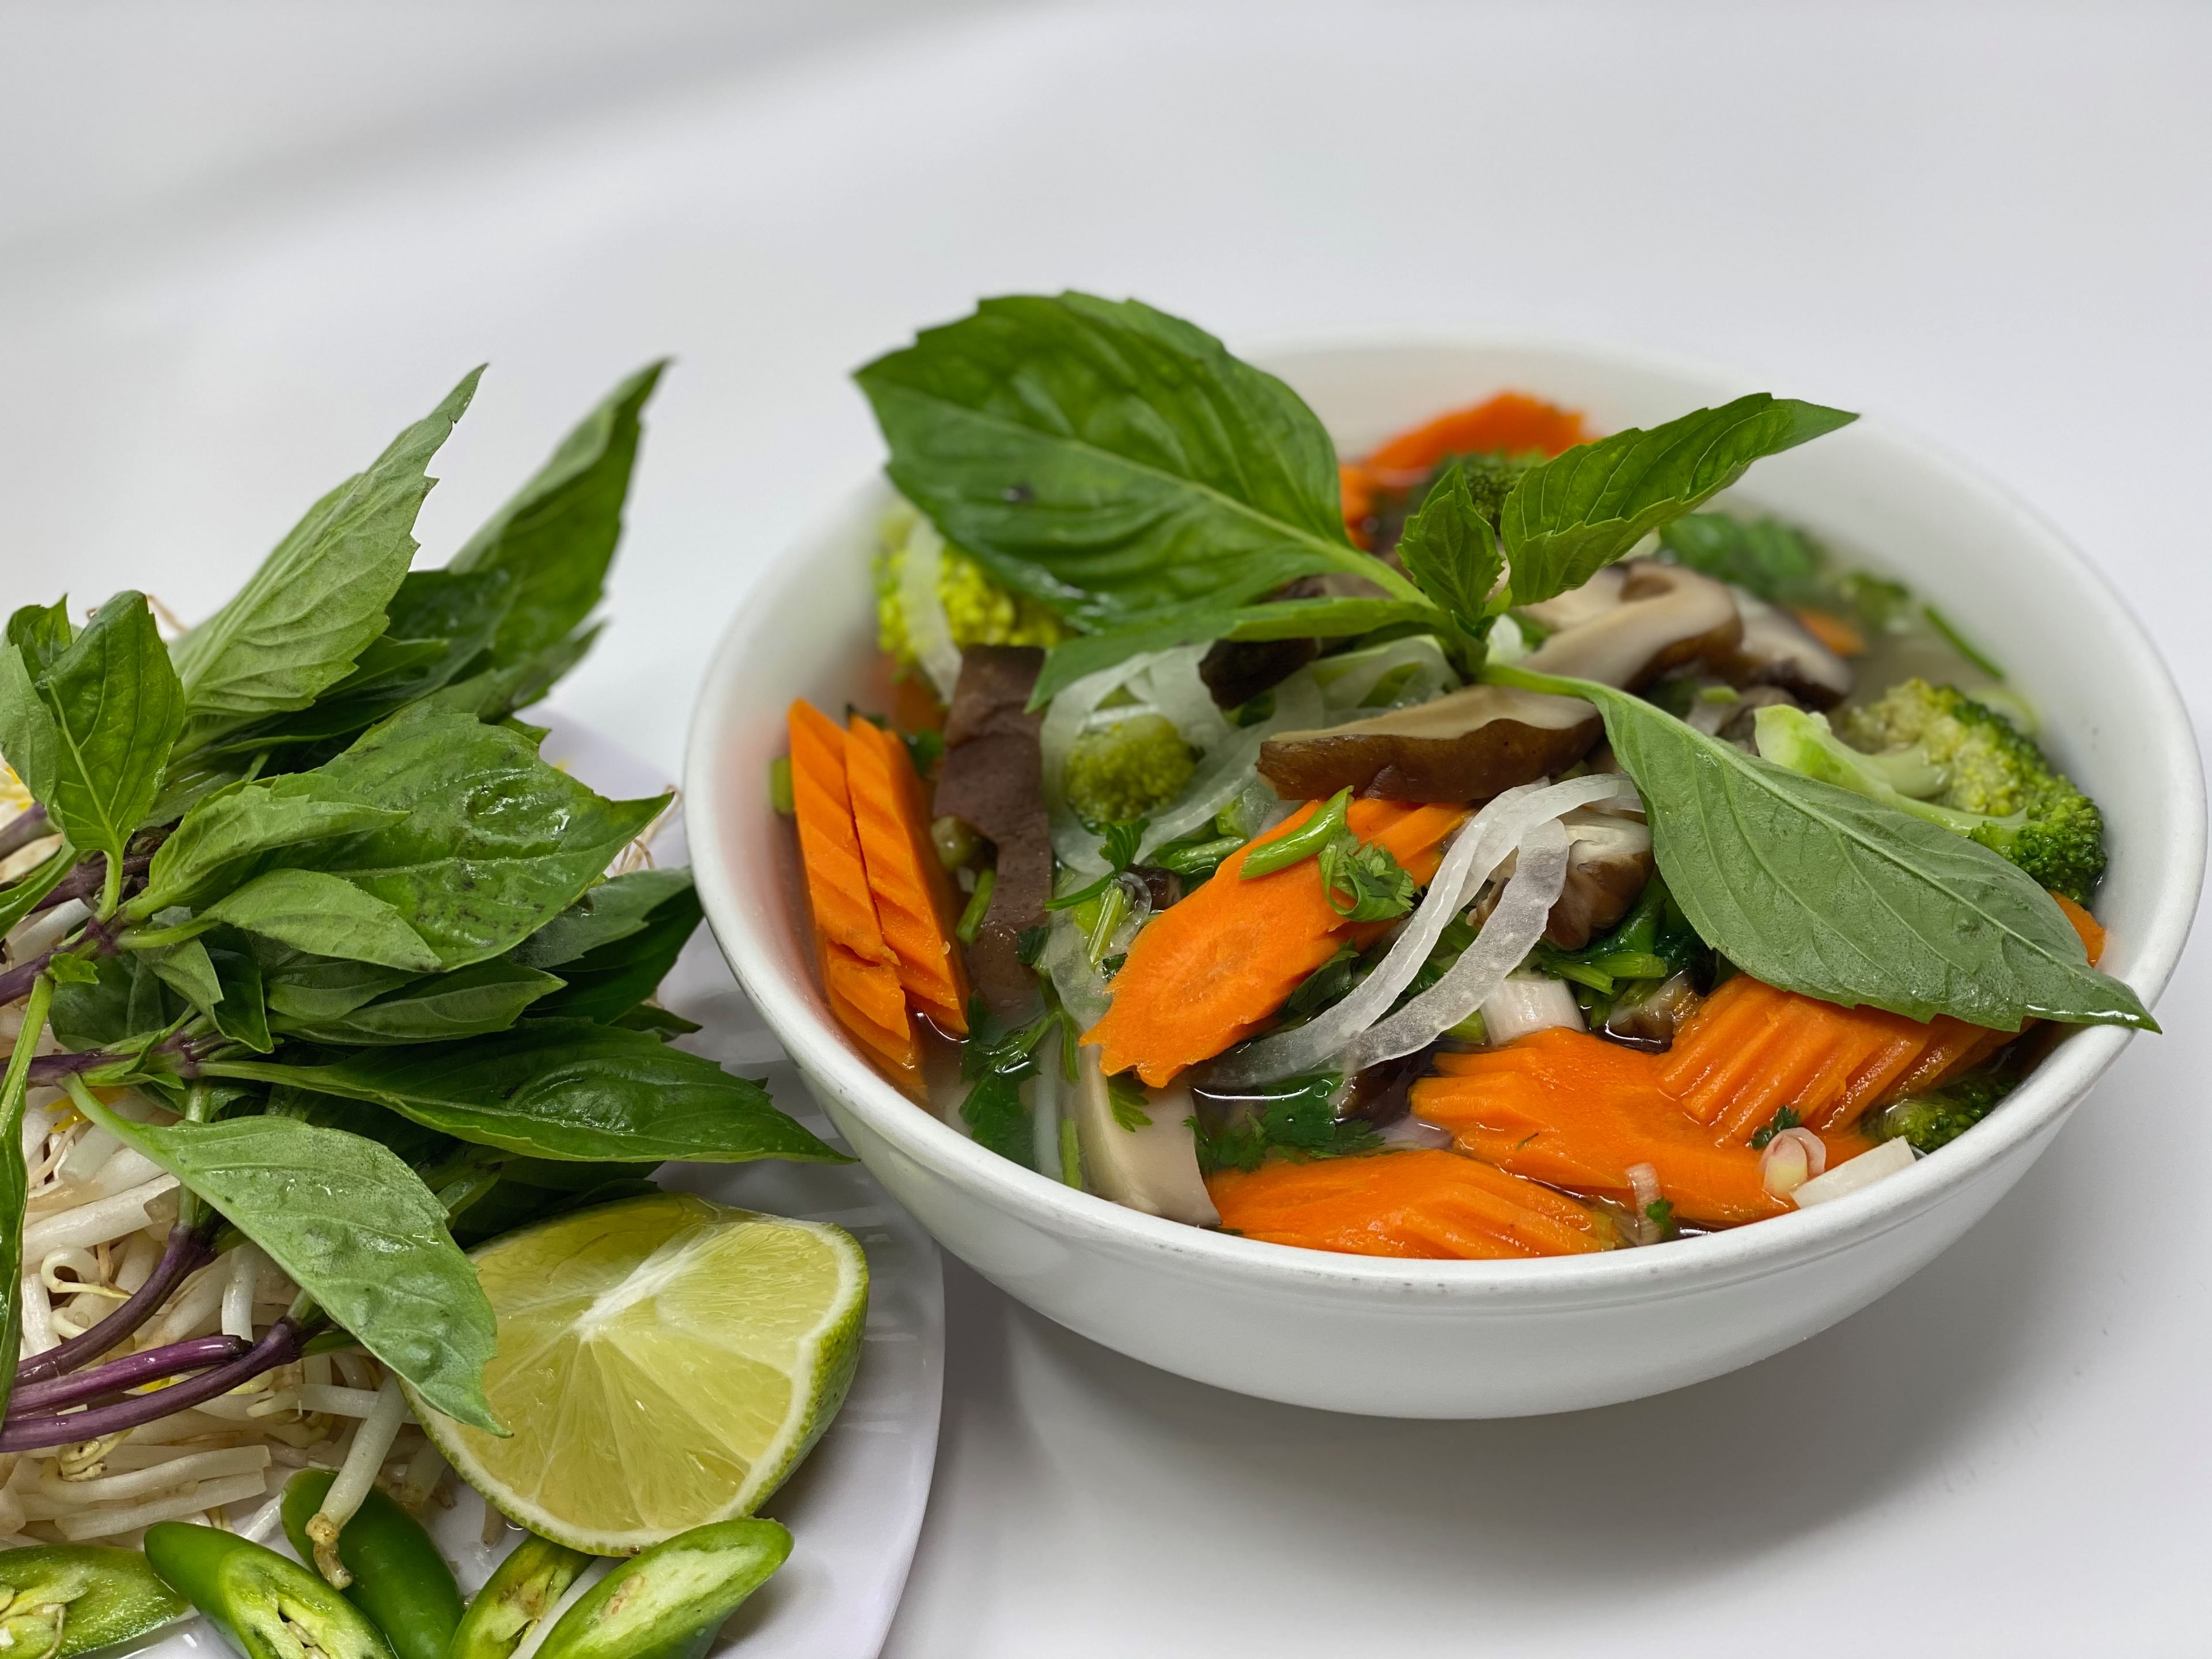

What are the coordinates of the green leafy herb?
(1748, 1106, 1802, 1150)
(196, 868, 441, 970)
(531, 880, 702, 1025)
(205, 1020, 843, 1165)
(0, 844, 77, 939)
(1643, 1198, 1676, 1234)
(1282, 944, 1360, 1020)
(1045, 816, 1148, 911)
(268, 959, 561, 1045)
(1190, 1072, 1378, 1175)
(509, 870, 694, 970)
(1486, 662, 2153, 1031)
(133, 774, 407, 914)
(955, 1001, 1056, 1168)
(855, 294, 1431, 632)
(1499, 395, 1858, 605)
(71, 1090, 501, 1431)
(1106, 1075, 1152, 1131)
(1028, 597, 1435, 707)
(0, 594, 183, 888)
(448, 363, 664, 664)
(1396, 462, 1503, 639)
(173, 372, 480, 745)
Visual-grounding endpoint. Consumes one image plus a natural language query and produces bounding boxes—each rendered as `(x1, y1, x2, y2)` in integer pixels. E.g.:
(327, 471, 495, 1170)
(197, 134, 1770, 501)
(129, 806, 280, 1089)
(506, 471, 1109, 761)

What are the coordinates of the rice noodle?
(1211, 777, 1636, 1086)
(1341, 818, 1575, 1073)
(896, 516, 964, 704)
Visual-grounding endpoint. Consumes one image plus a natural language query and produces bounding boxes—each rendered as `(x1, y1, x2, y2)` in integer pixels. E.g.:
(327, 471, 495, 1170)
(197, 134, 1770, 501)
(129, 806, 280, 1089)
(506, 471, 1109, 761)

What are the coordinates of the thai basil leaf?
(423, 623, 601, 725)
(613, 1003, 700, 1037)
(255, 946, 418, 1022)
(511, 869, 693, 969)
(172, 372, 480, 743)
(241, 704, 662, 969)
(449, 363, 664, 663)
(1487, 663, 2154, 1031)
(207, 1019, 844, 1164)
(855, 293, 1428, 628)
(531, 882, 700, 1024)
(202, 570, 519, 757)
(1396, 462, 1502, 637)
(0, 646, 60, 806)
(1499, 395, 1857, 604)
(6, 600, 74, 673)
(50, 953, 181, 1053)
(1029, 596, 1438, 707)
(73, 1100, 501, 1431)
(496, 1156, 653, 1192)
(135, 774, 406, 914)
(17, 593, 183, 868)
(202, 868, 442, 971)
(145, 931, 271, 1052)
(267, 1085, 456, 1171)
(0, 843, 75, 938)
(269, 959, 560, 1045)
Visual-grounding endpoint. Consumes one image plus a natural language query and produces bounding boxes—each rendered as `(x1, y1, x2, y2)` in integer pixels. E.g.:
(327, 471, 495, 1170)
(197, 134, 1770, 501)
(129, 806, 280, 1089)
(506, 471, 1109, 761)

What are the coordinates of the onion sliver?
(1134, 671, 1322, 864)
(1793, 1137, 1915, 1207)
(897, 516, 964, 704)
(1480, 973, 1586, 1044)
(1134, 645, 1233, 752)
(1342, 817, 1574, 1073)
(1210, 775, 1637, 1086)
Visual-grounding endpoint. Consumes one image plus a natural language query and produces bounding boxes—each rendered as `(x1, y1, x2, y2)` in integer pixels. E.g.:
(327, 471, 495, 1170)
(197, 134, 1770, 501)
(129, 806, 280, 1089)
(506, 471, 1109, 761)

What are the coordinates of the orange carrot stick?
(787, 701, 917, 1085)
(1414, 1029, 1870, 1226)
(1207, 1147, 1614, 1259)
(1082, 798, 1467, 1086)
(1791, 607, 1866, 658)
(844, 716, 969, 1034)
(1363, 392, 1588, 482)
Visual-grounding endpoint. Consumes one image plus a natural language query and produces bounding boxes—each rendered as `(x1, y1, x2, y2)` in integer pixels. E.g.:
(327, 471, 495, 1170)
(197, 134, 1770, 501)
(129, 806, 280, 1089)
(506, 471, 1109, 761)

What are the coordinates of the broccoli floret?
(1755, 681, 2107, 903)
(873, 506, 1069, 667)
(1063, 715, 1196, 824)
(1867, 1071, 2018, 1154)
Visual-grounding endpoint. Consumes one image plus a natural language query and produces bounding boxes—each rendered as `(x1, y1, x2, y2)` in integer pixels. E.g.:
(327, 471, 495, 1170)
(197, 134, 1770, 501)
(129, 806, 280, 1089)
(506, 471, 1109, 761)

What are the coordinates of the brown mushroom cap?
(1517, 560, 1743, 689)
(1715, 591, 1853, 707)
(1545, 808, 1654, 949)
(1256, 683, 1603, 804)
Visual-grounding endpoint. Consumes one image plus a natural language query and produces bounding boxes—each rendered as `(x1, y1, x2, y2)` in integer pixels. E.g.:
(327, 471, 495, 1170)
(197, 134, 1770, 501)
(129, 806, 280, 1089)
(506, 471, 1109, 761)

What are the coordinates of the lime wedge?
(407, 1191, 867, 1554)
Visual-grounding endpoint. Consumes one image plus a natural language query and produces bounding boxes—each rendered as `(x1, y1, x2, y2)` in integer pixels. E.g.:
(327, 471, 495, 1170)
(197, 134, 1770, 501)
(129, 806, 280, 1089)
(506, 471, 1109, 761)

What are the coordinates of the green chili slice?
(0, 1544, 187, 1659)
(143, 1523, 396, 1659)
(533, 1520, 791, 1659)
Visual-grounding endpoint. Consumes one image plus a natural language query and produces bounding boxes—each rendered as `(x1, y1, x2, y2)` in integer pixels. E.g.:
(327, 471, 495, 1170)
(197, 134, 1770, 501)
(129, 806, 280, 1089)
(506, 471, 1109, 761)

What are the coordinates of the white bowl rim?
(684, 329, 2208, 1305)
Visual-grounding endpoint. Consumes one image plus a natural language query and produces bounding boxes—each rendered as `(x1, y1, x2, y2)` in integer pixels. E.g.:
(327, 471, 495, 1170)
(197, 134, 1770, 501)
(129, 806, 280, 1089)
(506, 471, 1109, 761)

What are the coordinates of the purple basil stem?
(6, 1334, 247, 1415)
(13, 1224, 214, 1384)
(0, 1321, 304, 1452)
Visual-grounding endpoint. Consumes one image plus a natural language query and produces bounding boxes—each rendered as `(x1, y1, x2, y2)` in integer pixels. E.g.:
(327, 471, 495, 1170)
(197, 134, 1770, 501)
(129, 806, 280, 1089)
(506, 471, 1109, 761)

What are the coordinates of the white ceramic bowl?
(685, 339, 2206, 1418)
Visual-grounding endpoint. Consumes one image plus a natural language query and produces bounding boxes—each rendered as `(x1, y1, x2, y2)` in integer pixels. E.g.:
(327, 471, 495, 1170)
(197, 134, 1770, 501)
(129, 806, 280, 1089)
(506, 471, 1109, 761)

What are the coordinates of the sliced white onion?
(1626, 1162, 1661, 1213)
(897, 516, 964, 704)
(1029, 1025, 1065, 1176)
(1341, 817, 1574, 1073)
(1132, 671, 1323, 865)
(1793, 1137, 1916, 1207)
(1759, 1127, 1828, 1199)
(1210, 775, 1637, 1086)
(1042, 916, 1113, 1031)
(1309, 635, 1457, 713)
(1480, 974, 1586, 1044)
(1132, 645, 1233, 752)
(1043, 658, 1150, 873)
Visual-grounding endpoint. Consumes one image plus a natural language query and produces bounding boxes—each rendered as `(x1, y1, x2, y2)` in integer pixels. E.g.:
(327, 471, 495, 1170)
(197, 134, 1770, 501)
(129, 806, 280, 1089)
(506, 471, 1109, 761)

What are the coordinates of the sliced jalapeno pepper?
(533, 1520, 791, 1659)
(447, 1534, 589, 1659)
(143, 1522, 396, 1659)
(0, 1544, 188, 1659)
(278, 1471, 461, 1659)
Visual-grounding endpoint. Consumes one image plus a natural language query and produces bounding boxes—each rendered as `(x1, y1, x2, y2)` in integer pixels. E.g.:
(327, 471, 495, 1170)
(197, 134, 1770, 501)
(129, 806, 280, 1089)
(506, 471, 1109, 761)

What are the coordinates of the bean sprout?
(306, 1378, 407, 1586)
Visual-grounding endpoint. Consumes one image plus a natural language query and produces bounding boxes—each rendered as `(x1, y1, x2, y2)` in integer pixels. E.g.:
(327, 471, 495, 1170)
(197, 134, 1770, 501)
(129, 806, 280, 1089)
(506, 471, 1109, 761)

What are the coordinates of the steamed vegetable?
(1206, 1146, 1615, 1258)
(845, 714, 969, 1033)
(1062, 714, 1195, 825)
(874, 505, 1069, 673)
(1082, 797, 1466, 1086)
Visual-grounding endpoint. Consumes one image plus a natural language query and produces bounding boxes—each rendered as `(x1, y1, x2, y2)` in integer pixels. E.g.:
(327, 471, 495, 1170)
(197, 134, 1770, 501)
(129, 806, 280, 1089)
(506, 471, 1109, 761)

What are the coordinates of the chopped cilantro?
(1748, 1105, 1803, 1150)
(1107, 1074, 1153, 1131)
(1190, 1073, 1381, 1175)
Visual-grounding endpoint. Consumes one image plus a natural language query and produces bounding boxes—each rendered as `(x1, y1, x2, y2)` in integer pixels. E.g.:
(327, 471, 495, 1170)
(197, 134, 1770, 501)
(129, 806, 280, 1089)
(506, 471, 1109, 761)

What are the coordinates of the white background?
(3, 2, 2207, 1652)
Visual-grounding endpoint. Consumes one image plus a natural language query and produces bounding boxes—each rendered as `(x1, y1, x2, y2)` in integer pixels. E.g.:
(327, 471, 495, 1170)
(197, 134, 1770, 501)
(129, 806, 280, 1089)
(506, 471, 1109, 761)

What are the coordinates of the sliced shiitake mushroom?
(1716, 591, 1852, 707)
(1256, 683, 1603, 803)
(1546, 808, 1654, 949)
(1516, 560, 1742, 689)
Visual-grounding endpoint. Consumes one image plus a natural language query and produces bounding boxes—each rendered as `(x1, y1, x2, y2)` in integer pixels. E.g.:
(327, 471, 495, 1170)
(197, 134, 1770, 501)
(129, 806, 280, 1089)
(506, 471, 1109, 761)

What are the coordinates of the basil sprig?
(1486, 663, 2153, 1032)
(0, 364, 839, 1429)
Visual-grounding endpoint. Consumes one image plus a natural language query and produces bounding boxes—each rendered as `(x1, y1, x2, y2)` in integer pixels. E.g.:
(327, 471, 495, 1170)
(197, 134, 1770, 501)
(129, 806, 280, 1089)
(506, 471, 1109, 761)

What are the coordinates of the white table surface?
(3, 3, 2207, 1652)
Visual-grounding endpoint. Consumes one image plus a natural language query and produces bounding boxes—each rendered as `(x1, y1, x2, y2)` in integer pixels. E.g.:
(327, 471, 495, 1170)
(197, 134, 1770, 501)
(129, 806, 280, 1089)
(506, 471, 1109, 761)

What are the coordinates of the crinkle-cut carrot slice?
(815, 929, 919, 1089)
(1363, 392, 1588, 482)
(1206, 1148, 1613, 1260)
(1083, 798, 1468, 1087)
(788, 700, 896, 967)
(1416, 1029, 1869, 1226)
(843, 715, 968, 1034)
